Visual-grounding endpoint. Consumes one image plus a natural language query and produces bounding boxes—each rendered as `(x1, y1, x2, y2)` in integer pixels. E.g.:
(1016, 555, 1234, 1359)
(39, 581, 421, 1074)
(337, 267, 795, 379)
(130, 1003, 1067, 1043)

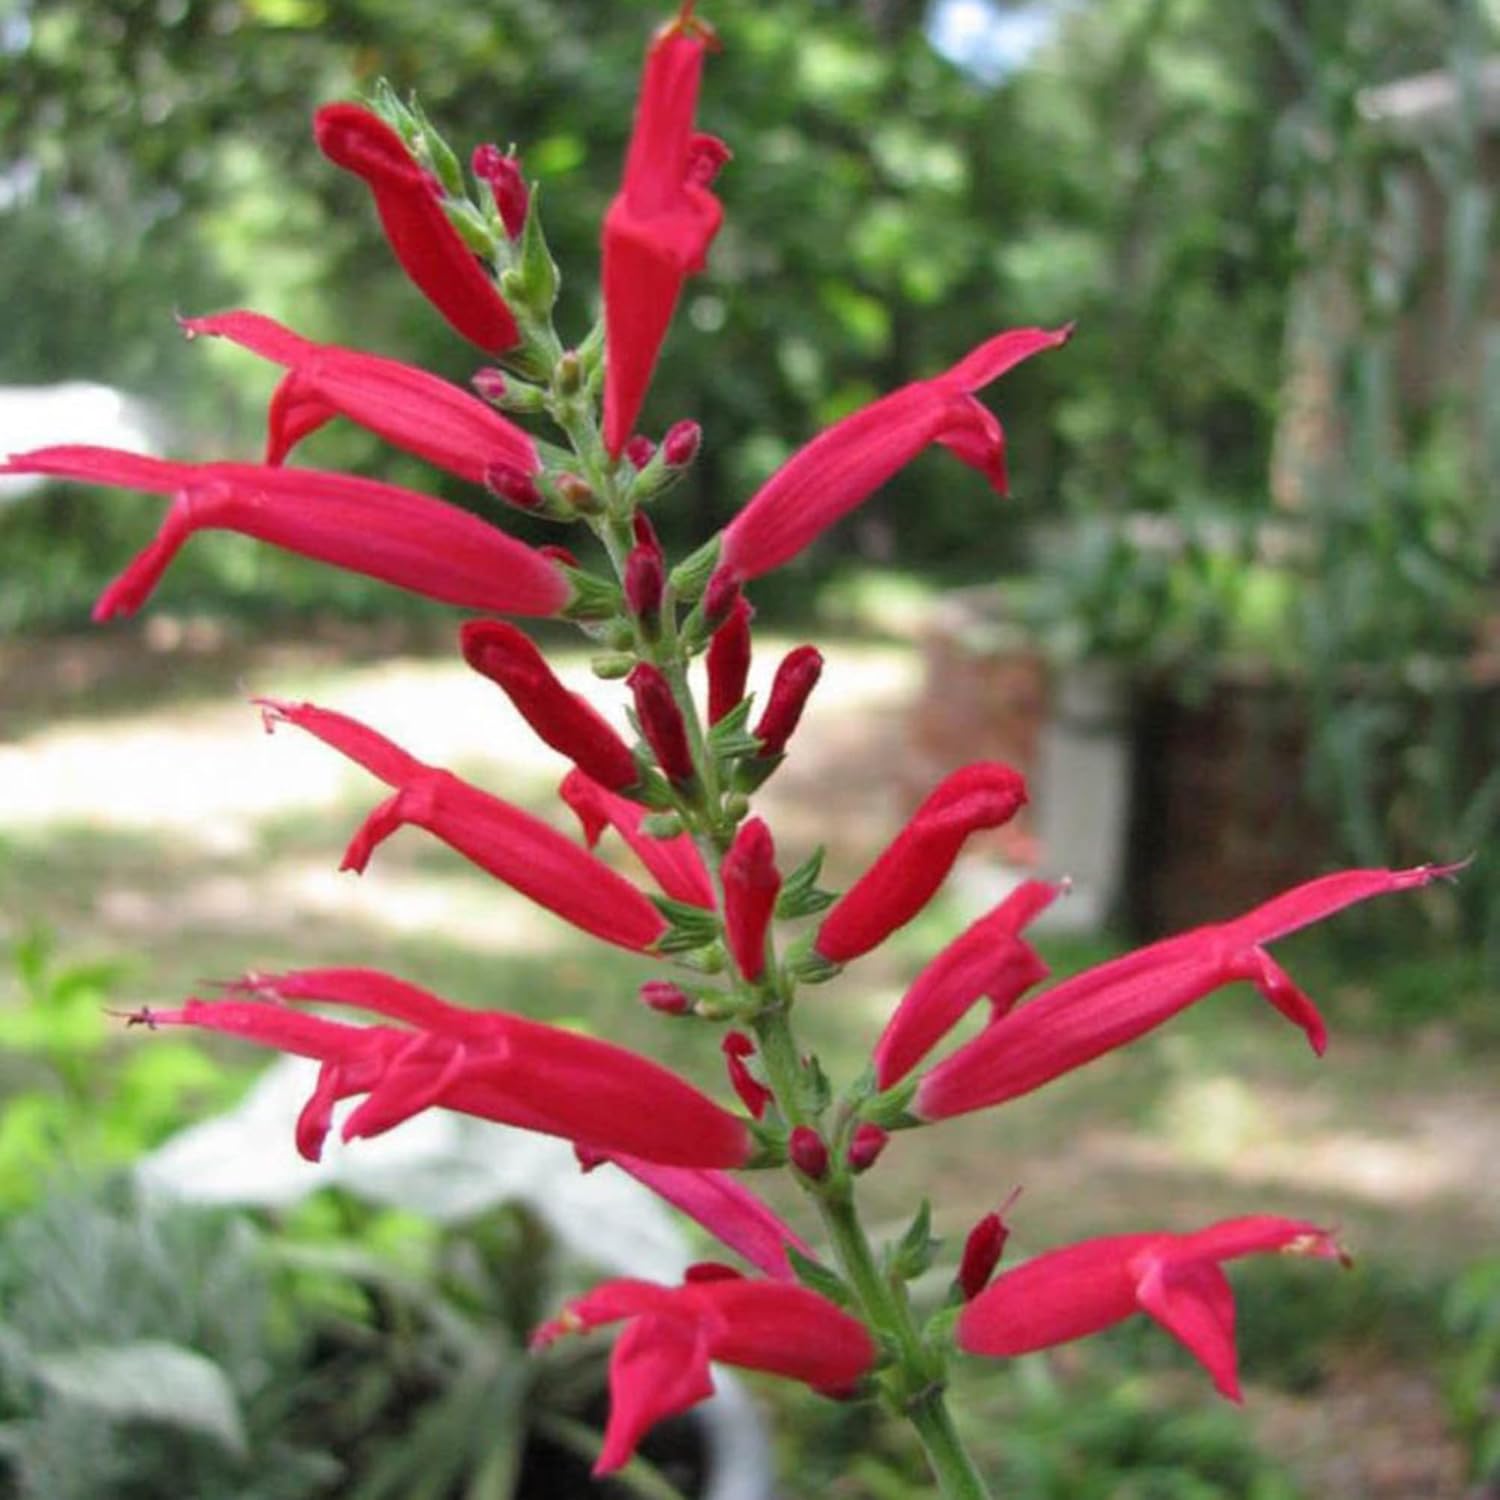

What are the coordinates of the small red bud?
(484, 461, 544, 511)
(627, 662, 696, 783)
(471, 143, 529, 238)
(846, 1122, 889, 1174)
(663, 419, 702, 468)
(789, 1125, 829, 1181)
(722, 1030, 773, 1119)
(721, 818, 780, 982)
(471, 366, 508, 402)
(625, 512, 666, 623)
(754, 645, 823, 757)
(624, 435, 657, 471)
(958, 1206, 1013, 1301)
(707, 594, 754, 725)
(640, 979, 692, 1016)
(703, 566, 741, 630)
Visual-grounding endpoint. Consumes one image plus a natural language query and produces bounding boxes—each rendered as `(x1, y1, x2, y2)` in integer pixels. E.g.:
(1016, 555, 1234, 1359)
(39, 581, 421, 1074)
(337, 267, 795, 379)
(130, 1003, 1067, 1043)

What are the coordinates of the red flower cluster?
(9, 5, 1455, 1484)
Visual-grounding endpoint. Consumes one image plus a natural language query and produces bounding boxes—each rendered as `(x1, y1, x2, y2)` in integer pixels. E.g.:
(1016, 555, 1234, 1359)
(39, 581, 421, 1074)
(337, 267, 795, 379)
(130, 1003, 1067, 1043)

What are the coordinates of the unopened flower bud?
(556, 473, 600, 513)
(471, 143, 529, 239)
(957, 1207, 1013, 1301)
(722, 1031, 772, 1118)
(640, 980, 692, 1016)
(473, 365, 547, 413)
(624, 435, 657, 471)
(471, 366, 508, 402)
(846, 1122, 889, 1174)
(627, 662, 695, 783)
(663, 418, 702, 468)
(703, 566, 740, 630)
(754, 645, 823, 757)
(592, 653, 635, 680)
(721, 818, 780, 982)
(484, 461, 544, 512)
(625, 513, 666, 626)
(723, 792, 750, 822)
(789, 1125, 829, 1181)
(707, 594, 753, 724)
(554, 349, 584, 396)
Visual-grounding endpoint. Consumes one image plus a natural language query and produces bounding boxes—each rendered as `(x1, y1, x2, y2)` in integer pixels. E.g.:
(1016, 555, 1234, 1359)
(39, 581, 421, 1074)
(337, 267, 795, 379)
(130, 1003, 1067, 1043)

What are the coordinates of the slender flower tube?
(627, 662, 696, 783)
(814, 763, 1029, 965)
(260, 699, 668, 952)
(602, 13, 729, 456)
(721, 818, 780, 981)
(179, 311, 539, 485)
(957, 1216, 1346, 1400)
(706, 594, 754, 725)
(753, 645, 823, 758)
(129, 967, 750, 1168)
(559, 769, 715, 908)
(314, 104, 519, 352)
(917, 863, 1456, 1120)
(716, 325, 1071, 583)
(461, 620, 640, 792)
(585, 1154, 814, 1281)
(873, 879, 1059, 1088)
(956, 1209, 1013, 1302)
(533, 1271, 876, 1473)
(0, 446, 570, 621)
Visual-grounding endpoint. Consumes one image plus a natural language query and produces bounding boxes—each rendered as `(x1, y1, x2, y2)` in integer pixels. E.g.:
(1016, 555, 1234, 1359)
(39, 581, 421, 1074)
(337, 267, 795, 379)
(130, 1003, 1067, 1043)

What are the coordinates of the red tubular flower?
(627, 661, 696, 783)
(314, 104, 519, 352)
(461, 620, 640, 792)
(706, 594, 753, 725)
(639, 980, 692, 1015)
(533, 1271, 875, 1473)
(916, 863, 1456, 1121)
(180, 310, 539, 485)
(716, 325, 1071, 584)
(721, 818, 780, 981)
(129, 967, 750, 1168)
(872, 879, 1058, 1089)
(471, 144, 529, 238)
(753, 645, 823, 758)
(956, 1209, 1012, 1302)
(559, 769, 714, 908)
(260, 699, 668, 952)
(957, 1216, 1346, 1400)
(0, 446, 569, 621)
(587, 1154, 814, 1281)
(814, 763, 1029, 966)
(602, 15, 729, 456)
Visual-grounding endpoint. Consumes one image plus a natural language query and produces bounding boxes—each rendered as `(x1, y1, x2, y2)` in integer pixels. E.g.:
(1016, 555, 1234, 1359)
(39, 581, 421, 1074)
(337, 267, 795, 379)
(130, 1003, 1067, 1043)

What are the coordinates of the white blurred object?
(0, 382, 158, 501)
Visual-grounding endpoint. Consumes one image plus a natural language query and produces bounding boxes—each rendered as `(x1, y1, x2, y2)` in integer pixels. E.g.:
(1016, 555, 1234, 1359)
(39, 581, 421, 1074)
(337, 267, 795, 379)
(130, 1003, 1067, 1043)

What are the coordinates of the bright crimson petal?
(916, 863, 1454, 1119)
(260, 699, 668, 953)
(602, 23, 727, 456)
(0, 446, 569, 620)
(814, 763, 1028, 965)
(181, 310, 538, 484)
(717, 326, 1070, 582)
(558, 769, 715, 908)
(534, 1274, 875, 1472)
(872, 879, 1058, 1088)
(314, 104, 519, 352)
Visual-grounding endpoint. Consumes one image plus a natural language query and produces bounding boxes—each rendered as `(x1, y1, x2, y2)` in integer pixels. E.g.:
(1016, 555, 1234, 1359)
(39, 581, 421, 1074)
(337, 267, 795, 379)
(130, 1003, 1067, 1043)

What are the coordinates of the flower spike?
(602, 19, 728, 456)
(917, 863, 1457, 1120)
(314, 104, 519, 352)
(716, 325, 1070, 583)
(533, 1275, 875, 1473)
(814, 763, 1028, 965)
(957, 1215, 1346, 1401)
(0, 446, 570, 620)
(133, 968, 751, 1168)
(180, 310, 539, 485)
(259, 699, 668, 952)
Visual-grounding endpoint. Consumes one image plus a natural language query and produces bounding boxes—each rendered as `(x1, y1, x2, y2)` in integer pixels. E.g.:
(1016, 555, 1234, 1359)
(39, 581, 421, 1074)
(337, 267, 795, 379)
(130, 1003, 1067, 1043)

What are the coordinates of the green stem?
(906, 1391, 994, 1500)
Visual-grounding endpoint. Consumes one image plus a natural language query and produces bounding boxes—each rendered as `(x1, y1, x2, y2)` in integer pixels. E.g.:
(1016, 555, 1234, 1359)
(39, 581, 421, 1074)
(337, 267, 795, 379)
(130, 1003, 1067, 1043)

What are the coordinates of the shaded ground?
(3, 620, 1496, 1498)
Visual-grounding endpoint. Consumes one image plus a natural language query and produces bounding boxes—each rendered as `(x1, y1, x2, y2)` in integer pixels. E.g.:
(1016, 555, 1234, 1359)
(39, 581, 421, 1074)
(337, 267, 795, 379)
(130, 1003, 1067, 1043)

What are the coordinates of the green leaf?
(515, 181, 560, 313)
(706, 697, 760, 761)
(796, 1053, 833, 1117)
(785, 1245, 852, 1307)
(650, 895, 722, 955)
(886, 1198, 941, 1282)
(32, 1341, 249, 1457)
(775, 846, 838, 919)
(667, 535, 722, 602)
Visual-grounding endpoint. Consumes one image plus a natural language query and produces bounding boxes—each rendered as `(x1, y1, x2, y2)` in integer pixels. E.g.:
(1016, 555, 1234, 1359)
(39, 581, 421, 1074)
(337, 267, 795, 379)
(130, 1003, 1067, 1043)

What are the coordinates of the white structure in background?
(0, 382, 159, 502)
